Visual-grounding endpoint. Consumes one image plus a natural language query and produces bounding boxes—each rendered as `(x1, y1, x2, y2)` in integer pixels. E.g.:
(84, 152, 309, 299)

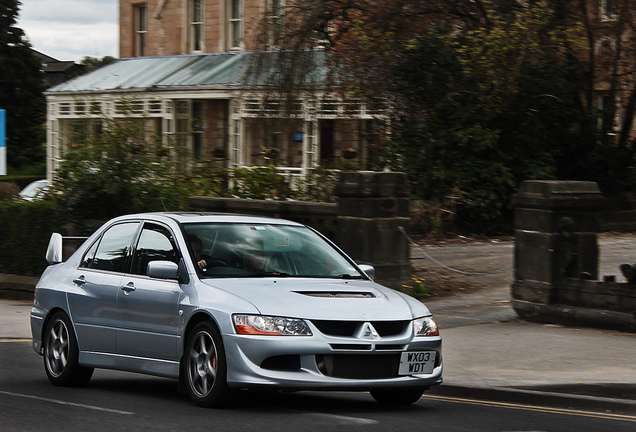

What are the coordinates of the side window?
(80, 222, 139, 273)
(131, 223, 179, 276)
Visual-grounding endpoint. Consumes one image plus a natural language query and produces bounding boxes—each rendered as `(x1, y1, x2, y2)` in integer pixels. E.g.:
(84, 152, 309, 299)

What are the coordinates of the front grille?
(316, 354, 400, 379)
(311, 320, 358, 337)
(329, 344, 372, 351)
(311, 320, 410, 337)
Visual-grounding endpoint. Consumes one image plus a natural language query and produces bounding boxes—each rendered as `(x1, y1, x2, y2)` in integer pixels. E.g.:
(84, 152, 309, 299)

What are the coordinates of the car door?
(115, 222, 181, 361)
(67, 221, 140, 354)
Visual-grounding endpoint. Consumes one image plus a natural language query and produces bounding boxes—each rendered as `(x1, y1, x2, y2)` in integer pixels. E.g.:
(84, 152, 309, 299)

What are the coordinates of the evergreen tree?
(0, 0, 46, 169)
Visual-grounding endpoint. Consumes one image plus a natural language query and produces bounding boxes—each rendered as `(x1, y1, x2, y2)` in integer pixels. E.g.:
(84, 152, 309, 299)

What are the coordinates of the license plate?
(398, 351, 436, 375)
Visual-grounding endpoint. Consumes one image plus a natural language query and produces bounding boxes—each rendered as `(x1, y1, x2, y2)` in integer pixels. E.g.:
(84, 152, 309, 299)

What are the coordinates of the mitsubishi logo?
(358, 322, 381, 340)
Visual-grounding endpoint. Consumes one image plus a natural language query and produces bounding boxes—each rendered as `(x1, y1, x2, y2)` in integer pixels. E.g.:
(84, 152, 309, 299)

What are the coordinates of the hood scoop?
(294, 291, 376, 299)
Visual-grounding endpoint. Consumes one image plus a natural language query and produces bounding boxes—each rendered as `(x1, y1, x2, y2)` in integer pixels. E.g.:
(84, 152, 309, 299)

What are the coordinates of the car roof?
(116, 212, 305, 227)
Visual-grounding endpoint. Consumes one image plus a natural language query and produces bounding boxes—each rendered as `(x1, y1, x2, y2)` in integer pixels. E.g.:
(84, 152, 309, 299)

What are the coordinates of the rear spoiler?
(45, 233, 89, 265)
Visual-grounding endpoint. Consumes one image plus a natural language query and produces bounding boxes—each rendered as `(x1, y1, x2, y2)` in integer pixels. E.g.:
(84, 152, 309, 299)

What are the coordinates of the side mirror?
(147, 261, 179, 280)
(358, 264, 375, 280)
(46, 233, 63, 265)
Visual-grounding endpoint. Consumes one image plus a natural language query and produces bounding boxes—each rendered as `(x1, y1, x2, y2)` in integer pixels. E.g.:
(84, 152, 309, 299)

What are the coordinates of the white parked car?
(31, 213, 442, 407)
(18, 179, 48, 201)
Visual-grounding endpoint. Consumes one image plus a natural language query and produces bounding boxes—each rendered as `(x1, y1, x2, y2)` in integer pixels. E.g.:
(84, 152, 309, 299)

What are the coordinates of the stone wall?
(511, 180, 636, 331)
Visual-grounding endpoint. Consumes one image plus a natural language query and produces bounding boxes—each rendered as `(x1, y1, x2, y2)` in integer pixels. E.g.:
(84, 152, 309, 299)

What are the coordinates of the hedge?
(0, 199, 60, 276)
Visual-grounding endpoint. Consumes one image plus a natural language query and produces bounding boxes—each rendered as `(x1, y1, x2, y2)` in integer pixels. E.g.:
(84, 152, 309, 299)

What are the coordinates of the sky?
(17, 0, 119, 62)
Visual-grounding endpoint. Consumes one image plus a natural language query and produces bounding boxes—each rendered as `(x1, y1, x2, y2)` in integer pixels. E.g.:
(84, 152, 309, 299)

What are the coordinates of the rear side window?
(80, 222, 139, 273)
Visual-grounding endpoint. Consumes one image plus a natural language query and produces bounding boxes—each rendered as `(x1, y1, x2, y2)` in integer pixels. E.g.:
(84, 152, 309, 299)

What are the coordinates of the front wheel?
(43, 311, 93, 387)
(370, 388, 425, 405)
(184, 321, 234, 407)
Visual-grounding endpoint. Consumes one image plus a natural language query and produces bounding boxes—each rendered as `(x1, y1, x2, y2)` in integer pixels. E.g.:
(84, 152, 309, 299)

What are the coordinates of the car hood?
(199, 277, 429, 320)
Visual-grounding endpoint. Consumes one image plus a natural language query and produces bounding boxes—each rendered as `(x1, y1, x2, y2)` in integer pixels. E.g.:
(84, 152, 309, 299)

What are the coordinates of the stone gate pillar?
(334, 172, 411, 288)
(511, 181, 605, 312)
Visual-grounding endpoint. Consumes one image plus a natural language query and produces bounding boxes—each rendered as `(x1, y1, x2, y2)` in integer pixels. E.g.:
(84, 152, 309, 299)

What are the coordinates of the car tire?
(370, 388, 425, 405)
(184, 321, 234, 408)
(43, 311, 94, 387)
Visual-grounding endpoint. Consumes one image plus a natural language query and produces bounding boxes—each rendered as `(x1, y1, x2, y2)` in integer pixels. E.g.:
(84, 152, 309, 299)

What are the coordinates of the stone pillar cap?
(511, 180, 606, 210)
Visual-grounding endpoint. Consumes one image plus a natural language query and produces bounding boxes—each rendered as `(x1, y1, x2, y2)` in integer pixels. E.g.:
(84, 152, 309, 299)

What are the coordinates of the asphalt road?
(2, 341, 635, 432)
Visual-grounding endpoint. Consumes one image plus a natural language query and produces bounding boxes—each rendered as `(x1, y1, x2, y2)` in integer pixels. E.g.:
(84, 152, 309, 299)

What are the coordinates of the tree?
(53, 107, 197, 234)
(80, 56, 118, 73)
(252, 0, 636, 233)
(0, 0, 46, 169)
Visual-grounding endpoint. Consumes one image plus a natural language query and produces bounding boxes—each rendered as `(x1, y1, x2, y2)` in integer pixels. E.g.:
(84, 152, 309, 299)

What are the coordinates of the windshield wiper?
(247, 271, 291, 278)
(334, 274, 366, 279)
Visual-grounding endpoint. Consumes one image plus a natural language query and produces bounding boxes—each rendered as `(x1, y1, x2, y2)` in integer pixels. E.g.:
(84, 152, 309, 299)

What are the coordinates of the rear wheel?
(370, 388, 425, 405)
(184, 321, 234, 407)
(43, 311, 93, 387)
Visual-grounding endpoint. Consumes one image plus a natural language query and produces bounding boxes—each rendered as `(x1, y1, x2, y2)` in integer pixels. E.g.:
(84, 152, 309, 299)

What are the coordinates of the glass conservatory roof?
(46, 51, 329, 94)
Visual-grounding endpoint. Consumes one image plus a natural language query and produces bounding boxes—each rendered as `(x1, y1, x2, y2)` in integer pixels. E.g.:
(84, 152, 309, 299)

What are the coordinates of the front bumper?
(222, 331, 443, 391)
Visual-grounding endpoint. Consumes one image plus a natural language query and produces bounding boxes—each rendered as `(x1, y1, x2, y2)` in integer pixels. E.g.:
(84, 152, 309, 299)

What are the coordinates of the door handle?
(120, 281, 136, 294)
(73, 275, 86, 286)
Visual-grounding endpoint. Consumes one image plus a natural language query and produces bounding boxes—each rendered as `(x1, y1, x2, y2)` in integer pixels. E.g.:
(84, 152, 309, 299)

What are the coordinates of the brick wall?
(119, 0, 265, 58)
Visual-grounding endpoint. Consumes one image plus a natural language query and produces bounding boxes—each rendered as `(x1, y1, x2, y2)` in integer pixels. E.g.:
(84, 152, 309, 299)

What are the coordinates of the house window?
(229, 0, 243, 50)
(135, 4, 148, 57)
(268, 0, 284, 48)
(601, 0, 617, 20)
(597, 94, 620, 135)
(192, 101, 203, 158)
(191, 0, 204, 52)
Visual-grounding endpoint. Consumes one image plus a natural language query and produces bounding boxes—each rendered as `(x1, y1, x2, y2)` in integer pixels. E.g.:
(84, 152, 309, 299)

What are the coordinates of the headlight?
(413, 316, 439, 337)
(233, 315, 312, 336)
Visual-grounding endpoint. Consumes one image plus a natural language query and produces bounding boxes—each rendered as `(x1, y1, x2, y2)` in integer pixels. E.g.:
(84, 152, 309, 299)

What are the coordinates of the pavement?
(1, 233, 635, 413)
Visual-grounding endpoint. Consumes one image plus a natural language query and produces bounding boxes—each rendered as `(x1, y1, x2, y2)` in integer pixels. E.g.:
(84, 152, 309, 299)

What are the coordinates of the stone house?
(44, 0, 383, 182)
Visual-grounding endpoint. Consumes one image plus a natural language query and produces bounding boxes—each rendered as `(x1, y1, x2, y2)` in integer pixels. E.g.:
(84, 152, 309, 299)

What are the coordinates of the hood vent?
(295, 291, 375, 299)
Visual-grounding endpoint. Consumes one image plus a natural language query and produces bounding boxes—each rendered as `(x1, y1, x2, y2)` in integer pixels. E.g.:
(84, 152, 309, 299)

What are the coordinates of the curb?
(428, 384, 636, 415)
(513, 299, 636, 332)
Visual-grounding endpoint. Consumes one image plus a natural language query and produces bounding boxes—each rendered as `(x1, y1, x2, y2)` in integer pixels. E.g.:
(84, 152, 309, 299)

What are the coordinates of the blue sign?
(0, 109, 5, 175)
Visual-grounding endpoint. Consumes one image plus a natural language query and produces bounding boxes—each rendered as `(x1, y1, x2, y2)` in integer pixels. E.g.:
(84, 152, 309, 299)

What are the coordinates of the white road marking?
(0, 390, 134, 415)
(310, 413, 379, 425)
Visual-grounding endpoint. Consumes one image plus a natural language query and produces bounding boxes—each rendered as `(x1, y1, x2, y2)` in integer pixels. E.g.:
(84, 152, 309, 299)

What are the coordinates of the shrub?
(52, 114, 195, 235)
(0, 199, 59, 276)
(230, 165, 294, 200)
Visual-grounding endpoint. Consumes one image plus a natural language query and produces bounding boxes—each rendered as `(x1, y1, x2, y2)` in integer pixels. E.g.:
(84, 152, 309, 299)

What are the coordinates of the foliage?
(229, 165, 294, 200)
(0, 0, 46, 168)
(247, 0, 636, 234)
(401, 275, 432, 299)
(52, 108, 196, 234)
(293, 166, 339, 203)
(80, 56, 118, 73)
(0, 199, 59, 276)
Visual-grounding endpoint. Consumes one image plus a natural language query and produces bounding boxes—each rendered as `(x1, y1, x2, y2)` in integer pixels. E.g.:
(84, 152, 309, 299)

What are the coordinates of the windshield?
(183, 223, 364, 279)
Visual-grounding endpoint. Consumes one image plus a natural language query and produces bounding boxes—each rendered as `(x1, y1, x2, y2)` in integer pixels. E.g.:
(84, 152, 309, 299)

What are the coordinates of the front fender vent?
(294, 291, 375, 298)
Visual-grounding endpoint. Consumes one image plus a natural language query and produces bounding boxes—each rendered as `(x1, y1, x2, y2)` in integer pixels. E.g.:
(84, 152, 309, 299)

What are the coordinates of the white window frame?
(601, 0, 618, 21)
(135, 4, 148, 57)
(190, 0, 204, 53)
(228, 0, 243, 50)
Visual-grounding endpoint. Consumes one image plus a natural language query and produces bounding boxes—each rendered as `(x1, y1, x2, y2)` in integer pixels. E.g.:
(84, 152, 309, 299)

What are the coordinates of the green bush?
(230, 165, 294, 200)
(53, 115, 195, 235)
(0, 199, 60, 276)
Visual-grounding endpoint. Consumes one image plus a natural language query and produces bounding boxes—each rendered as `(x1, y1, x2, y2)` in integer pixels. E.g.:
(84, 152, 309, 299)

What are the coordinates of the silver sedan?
(31, 213, 442, 407)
